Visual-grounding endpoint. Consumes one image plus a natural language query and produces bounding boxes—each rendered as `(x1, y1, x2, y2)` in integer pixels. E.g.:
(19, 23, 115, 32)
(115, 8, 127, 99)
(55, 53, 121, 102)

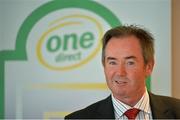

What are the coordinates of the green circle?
(16, 0, 121, 60)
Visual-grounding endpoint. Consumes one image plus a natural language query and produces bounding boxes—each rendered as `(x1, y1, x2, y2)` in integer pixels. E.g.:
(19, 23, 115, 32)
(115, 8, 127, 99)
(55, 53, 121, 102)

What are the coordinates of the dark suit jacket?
(65, 93, 180, 119)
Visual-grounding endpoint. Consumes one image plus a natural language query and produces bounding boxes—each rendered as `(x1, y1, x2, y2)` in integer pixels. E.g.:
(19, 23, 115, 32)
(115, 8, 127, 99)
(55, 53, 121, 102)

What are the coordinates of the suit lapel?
(96, 95, 115, 119)
(149, 92, 174, 119)
(95, 93, 175, 119)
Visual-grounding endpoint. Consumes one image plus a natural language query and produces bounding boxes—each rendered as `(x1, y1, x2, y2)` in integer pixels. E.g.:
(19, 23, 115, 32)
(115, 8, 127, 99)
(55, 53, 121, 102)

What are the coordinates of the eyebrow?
(106, 57, 117, 61)
(124, 56, 136, 60)
(106, 56, 137, 61)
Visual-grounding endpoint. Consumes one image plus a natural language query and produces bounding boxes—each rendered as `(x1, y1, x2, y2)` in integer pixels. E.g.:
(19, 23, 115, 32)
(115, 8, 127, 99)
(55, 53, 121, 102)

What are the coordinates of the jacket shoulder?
(150, 93, 180, 107)
(149, 92, 180, 118)
(64, 96, 112, 119)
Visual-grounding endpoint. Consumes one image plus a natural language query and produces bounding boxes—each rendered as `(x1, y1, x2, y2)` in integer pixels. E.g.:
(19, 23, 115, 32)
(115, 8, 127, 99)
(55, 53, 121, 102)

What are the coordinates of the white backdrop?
(0, 0, 171, 119)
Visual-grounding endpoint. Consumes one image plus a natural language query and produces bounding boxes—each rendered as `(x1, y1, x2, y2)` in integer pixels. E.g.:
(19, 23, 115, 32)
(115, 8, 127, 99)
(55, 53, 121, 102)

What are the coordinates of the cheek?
(127, 68, 146, 81)
(104, 67, 115, 80)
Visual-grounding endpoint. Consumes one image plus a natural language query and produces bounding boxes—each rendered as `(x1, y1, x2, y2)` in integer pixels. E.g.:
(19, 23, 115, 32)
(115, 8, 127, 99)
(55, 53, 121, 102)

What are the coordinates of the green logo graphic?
(0, 0, 121, 118)
(36, 14, 104, 70)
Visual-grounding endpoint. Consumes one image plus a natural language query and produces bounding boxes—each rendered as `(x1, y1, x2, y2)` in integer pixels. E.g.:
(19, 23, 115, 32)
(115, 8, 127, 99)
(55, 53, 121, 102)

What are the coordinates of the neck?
(114, 87, 146, 107)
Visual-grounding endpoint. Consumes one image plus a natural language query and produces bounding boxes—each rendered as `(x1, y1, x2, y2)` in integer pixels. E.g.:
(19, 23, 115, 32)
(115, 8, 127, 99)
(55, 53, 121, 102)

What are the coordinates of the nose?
(117, 64, 126, 76)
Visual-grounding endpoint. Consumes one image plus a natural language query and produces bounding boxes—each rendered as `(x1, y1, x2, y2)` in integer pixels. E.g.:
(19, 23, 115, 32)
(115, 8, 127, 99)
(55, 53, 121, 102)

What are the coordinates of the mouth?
(114, 80, 127, 85)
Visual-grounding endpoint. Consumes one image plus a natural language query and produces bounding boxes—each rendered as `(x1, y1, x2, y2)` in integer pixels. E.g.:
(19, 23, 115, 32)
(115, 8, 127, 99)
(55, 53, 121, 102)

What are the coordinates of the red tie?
(124, 108, 140, 120)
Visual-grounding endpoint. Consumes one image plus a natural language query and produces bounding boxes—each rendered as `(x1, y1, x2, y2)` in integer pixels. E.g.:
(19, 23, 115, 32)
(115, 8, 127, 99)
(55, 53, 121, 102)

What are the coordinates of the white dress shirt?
(112, 89, 153, 120)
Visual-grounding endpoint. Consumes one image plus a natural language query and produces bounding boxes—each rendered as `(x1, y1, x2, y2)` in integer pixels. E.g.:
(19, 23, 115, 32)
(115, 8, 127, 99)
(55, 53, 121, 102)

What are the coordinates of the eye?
(127, 61, 135, 65)
(108, 61, 117, 65)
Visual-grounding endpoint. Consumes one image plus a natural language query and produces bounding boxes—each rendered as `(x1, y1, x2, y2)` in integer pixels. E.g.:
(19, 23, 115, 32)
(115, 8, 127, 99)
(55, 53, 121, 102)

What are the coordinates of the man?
(65, 25, 180, 119)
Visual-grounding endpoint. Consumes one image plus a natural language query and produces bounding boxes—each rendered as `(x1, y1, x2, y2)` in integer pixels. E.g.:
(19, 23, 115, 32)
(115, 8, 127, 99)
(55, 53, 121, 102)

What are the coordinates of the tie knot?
(124, 108, 140, 120)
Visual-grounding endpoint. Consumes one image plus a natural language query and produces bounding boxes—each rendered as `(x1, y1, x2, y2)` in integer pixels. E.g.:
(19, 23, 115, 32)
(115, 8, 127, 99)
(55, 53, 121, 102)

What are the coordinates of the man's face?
(104, 36, 154, 100)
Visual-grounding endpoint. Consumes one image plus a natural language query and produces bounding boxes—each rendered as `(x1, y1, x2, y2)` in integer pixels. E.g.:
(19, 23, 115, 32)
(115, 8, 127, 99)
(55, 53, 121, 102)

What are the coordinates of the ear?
(145, 59, 154, 77)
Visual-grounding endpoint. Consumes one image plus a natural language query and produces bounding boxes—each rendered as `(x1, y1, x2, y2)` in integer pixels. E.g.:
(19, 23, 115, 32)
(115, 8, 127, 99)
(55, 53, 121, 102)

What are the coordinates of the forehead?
(105, 36, 143, 59)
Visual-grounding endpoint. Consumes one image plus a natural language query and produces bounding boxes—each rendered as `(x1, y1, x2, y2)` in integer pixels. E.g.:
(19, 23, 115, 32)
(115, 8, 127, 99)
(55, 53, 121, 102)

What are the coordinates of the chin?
(113, 89, 127, 97)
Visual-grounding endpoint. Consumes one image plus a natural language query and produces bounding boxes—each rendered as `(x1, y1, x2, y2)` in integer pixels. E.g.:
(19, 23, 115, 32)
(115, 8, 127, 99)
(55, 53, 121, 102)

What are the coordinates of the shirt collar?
(134, 90, 151, 114)
(112, 89, 151, 117)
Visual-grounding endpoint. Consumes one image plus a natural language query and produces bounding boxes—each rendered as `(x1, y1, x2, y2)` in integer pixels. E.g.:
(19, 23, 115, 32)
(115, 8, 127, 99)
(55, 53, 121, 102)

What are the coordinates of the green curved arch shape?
(0, 0, 121, 118)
